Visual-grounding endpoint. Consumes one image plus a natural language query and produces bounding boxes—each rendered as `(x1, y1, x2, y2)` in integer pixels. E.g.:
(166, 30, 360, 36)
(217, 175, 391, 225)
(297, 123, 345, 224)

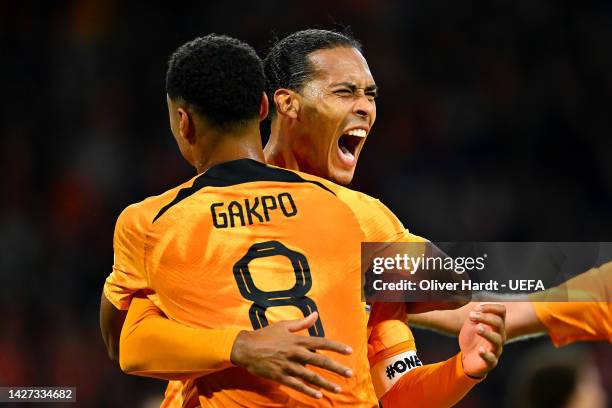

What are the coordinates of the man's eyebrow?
(330, 82, 379, 92)
(330, 82, 358, 90)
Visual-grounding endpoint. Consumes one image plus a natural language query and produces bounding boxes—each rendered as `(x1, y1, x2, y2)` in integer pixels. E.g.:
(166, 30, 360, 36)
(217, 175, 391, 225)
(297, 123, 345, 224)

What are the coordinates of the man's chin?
(329, 167, 356, 186)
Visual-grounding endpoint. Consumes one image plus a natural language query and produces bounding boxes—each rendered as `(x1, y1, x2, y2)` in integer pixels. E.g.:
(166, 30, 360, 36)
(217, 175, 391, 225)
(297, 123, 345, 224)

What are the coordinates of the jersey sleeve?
(366, 307, 480, 402)
(343, 188, 480, 403)
(354, 193, 433, 397)
(380, 352, 481, 407)
(347, 192, 426, 244)
(367, 310, 419, 398)
(530, 263, 612, 347)
(103, 204, 150, 310)
(120, 296, 243, 380)
(368, 303, 413, 362)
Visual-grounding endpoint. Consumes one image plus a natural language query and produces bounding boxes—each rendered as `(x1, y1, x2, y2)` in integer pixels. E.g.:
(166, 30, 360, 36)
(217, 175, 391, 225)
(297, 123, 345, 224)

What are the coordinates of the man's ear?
(259, 92, 269, 121)
(177, 108, 196, 145)
(273, 88, 300, 119)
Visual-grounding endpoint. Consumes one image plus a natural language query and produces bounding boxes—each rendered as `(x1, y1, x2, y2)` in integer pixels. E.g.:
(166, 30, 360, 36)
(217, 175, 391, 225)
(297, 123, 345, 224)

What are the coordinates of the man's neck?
(193, 124, 265, 174)
(264, 120, 300, 171)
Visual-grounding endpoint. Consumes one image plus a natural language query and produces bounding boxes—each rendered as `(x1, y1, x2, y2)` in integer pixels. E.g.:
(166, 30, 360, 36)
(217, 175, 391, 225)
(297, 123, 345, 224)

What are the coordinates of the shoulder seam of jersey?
(152, 159, 336, 223)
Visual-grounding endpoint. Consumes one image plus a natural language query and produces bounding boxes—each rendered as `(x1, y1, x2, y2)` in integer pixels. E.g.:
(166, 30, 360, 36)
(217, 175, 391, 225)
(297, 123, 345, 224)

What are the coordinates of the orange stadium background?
(1, 0, 611, 406)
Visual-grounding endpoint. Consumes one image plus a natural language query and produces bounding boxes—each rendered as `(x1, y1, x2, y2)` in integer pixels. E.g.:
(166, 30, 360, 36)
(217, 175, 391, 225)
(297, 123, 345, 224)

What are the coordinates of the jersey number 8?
(233, 241, 325, 337)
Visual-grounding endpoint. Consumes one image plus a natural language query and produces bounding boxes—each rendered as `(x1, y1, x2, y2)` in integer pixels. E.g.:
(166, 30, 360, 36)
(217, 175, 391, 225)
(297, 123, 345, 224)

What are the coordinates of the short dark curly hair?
(264, 29, 362, 118)
(166, 34, 264, 130)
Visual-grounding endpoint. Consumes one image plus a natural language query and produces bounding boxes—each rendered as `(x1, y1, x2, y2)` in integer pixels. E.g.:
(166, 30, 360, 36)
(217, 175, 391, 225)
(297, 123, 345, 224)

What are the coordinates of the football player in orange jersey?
(101, 31, 505, 407)
(410, 261, 611, 346)
(101, 35, 361, 406)
(262, 30, 505, 406)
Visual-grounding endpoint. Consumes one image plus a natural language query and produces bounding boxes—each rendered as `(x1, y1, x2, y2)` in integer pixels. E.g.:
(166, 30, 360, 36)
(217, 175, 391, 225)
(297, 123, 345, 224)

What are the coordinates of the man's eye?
(334, 89, 352, 95)
(366, 92, 378, 99)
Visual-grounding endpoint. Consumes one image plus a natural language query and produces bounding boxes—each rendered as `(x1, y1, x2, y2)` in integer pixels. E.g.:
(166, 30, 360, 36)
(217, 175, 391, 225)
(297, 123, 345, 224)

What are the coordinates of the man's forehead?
(308, 47, 375, 85)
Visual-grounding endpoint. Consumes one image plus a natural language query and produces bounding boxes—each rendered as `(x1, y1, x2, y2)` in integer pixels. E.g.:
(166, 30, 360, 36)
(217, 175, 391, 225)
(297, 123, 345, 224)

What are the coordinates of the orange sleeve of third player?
(531, 262, 612, 347)
(119, 295, 243, 380)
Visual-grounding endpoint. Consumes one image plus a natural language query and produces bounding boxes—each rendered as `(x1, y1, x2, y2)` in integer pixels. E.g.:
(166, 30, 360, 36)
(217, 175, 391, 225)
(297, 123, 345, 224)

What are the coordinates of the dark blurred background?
(1, 0, 611, 406)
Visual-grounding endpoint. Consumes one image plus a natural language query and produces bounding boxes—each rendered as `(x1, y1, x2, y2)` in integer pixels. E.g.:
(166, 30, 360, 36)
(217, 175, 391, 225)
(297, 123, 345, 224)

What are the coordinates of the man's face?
(291, 47, 377, 185)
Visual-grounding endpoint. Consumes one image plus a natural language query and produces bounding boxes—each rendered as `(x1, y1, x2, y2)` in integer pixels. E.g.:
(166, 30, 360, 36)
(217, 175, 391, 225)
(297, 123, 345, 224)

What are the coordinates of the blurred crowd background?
(1, 0, 611, 406)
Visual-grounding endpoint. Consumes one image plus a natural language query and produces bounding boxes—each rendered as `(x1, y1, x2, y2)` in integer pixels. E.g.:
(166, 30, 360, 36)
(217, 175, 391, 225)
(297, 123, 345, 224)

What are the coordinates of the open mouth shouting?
(337, 128, 367, 167)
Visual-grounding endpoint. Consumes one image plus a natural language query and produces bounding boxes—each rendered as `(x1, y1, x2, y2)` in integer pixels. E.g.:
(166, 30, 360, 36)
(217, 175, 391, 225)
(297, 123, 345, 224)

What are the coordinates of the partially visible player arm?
(410, 264, 612, 343)
(118, 295, 241, 379)
(99, 291, 127, 362)
(118, 295, 354, 398)
(380, 354, 479, 408)
(409, 301, 546, 340)
(357, 194, 492, 406)
(407, 304, 469, 336)
(505, 302, 546, 339)
(376, 304, 505, 408)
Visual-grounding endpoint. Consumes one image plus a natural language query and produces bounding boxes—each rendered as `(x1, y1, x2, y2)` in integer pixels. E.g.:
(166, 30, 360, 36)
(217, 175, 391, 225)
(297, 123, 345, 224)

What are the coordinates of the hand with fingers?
(229, 312, 354, 399)
(458, 303, 506, 378)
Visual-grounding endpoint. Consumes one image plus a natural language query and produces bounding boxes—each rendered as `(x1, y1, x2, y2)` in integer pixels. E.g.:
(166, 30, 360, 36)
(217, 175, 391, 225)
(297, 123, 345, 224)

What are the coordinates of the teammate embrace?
(100, 31, 507, 407)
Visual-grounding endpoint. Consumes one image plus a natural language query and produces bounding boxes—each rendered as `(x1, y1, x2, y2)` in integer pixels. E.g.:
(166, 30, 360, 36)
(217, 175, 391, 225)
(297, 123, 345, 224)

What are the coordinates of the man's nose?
(353, 95, 375, 119)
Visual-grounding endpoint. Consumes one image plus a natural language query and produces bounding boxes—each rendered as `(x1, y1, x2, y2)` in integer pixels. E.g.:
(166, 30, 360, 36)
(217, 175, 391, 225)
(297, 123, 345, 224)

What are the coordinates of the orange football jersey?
(104, 158, 424, 407)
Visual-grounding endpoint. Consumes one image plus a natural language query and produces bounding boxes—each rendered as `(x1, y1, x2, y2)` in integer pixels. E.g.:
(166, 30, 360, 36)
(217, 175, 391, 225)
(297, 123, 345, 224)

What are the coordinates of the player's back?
(127, 159, 380, 407)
